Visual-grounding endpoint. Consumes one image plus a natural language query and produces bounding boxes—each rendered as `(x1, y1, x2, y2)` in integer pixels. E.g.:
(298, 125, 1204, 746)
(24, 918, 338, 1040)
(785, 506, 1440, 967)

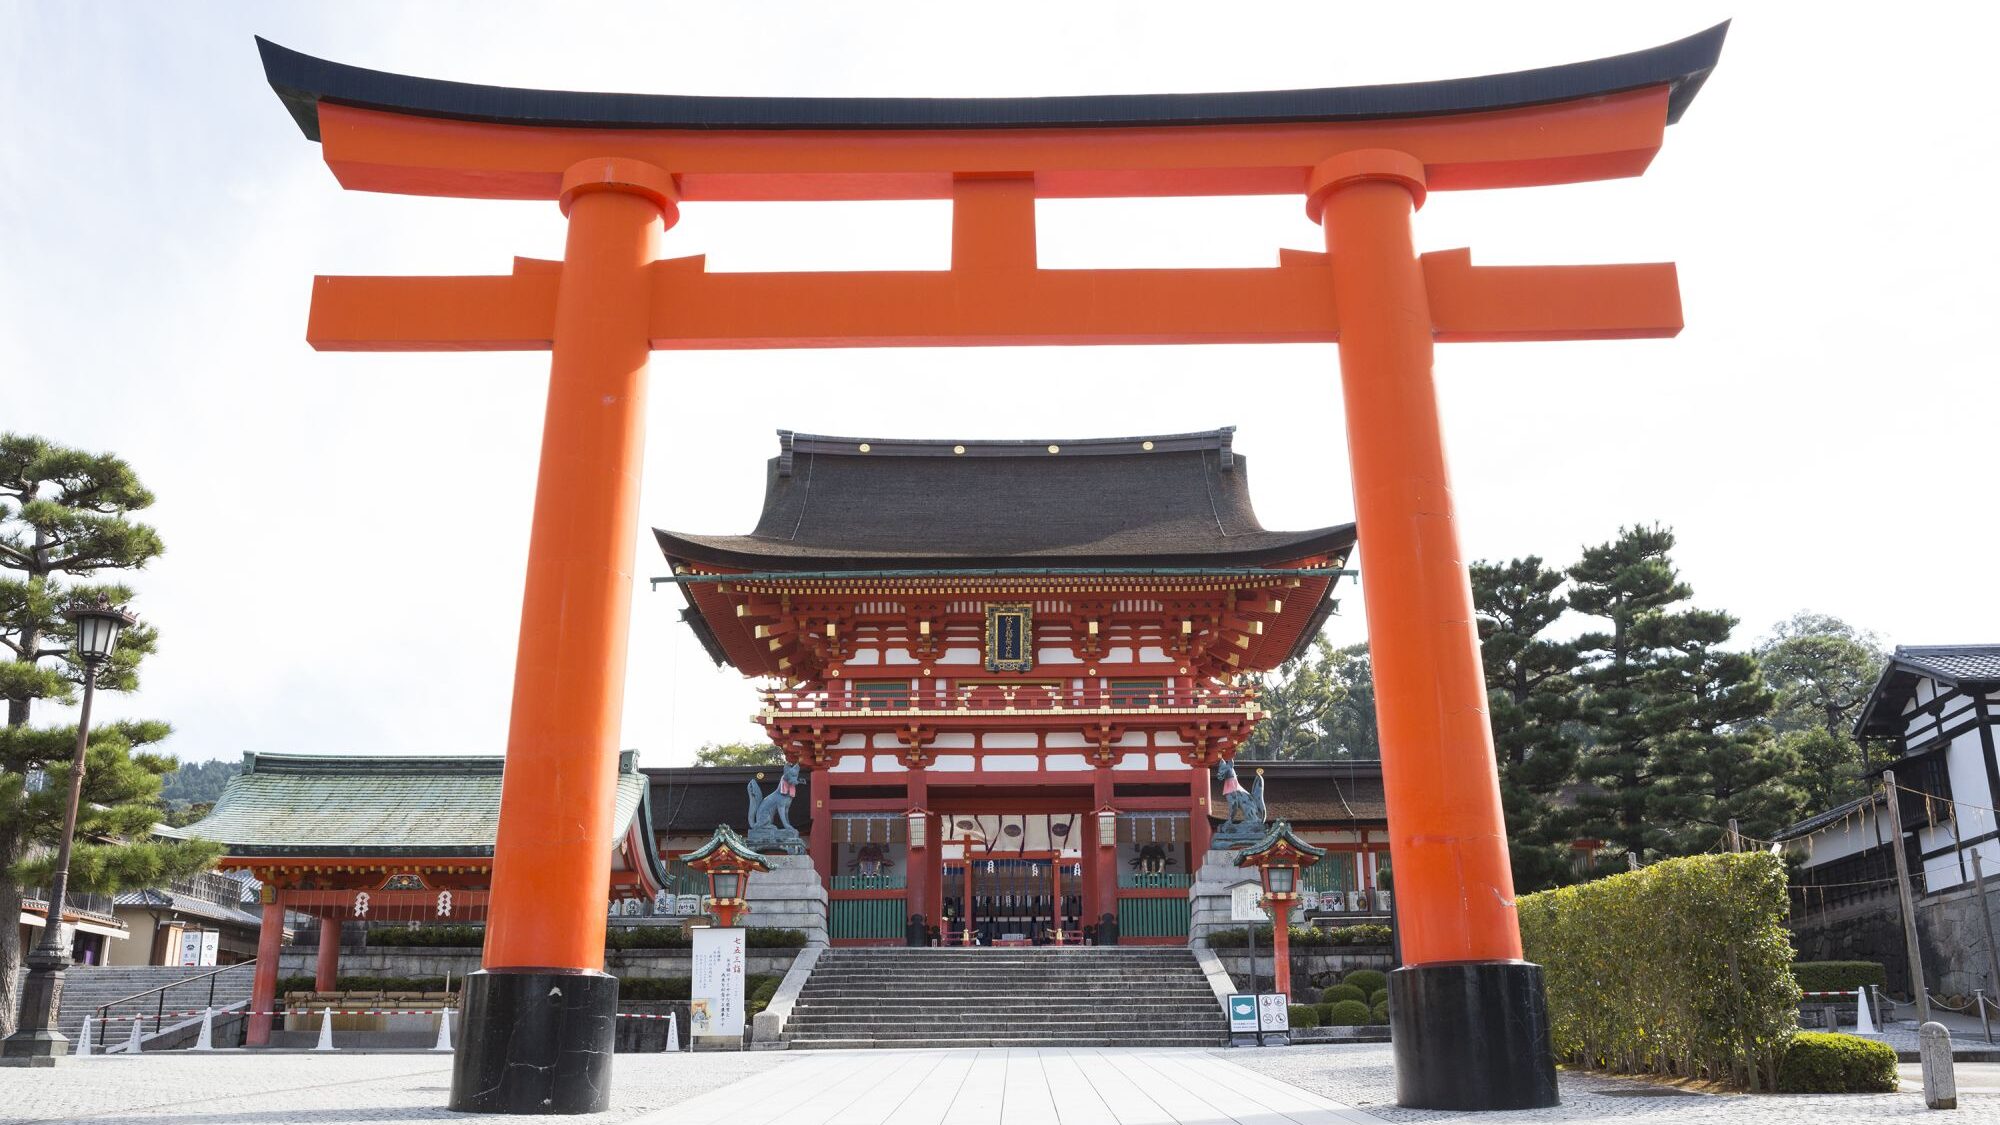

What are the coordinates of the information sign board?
(1227, 994, 1258, 1033)
(1229, 882, 1267, 923)
(1258, 993, 1290, 1032)
(177, 929, 220, 967)
(690, 927, 747, 1037)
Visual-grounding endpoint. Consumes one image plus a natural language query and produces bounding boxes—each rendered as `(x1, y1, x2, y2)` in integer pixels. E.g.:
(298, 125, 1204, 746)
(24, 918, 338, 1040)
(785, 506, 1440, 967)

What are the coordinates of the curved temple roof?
(258, 23, 1726, 142)
(654, 428, 1355, 572)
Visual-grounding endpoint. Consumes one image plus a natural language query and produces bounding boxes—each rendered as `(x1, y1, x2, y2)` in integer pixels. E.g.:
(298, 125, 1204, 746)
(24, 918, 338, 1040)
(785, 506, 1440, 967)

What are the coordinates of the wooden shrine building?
(184, 750, 670, 1044)
(657, 428, 1361, 944)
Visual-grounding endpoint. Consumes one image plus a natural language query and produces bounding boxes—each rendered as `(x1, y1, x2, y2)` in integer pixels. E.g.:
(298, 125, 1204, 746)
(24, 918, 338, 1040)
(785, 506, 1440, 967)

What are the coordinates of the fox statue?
(747, 761, 802, 833)
(1215, 758, 1265, 827)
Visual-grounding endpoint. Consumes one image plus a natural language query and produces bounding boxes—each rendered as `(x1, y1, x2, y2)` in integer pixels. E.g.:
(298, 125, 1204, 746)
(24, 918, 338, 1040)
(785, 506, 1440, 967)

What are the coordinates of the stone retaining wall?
(277, 945, 806, 981)
(1791, 884, 2000, 999)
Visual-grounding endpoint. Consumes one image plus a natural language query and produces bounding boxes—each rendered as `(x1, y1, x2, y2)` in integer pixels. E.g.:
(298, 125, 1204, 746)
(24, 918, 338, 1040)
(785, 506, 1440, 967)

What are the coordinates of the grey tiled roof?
(112, 888, 262, 929)
(1892, 645, 2000, 683)
(655, 428, 1354, 570)
(181, 752, 649, 858)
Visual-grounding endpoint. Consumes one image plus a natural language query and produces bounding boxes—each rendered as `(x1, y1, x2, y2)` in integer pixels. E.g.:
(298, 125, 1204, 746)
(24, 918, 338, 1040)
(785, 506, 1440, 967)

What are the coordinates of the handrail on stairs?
(92, 959, 254, 1052)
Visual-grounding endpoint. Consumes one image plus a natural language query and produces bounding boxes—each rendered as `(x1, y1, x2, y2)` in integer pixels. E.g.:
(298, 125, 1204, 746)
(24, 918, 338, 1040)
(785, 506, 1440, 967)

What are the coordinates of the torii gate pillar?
(1313, 150, 1552, 1105)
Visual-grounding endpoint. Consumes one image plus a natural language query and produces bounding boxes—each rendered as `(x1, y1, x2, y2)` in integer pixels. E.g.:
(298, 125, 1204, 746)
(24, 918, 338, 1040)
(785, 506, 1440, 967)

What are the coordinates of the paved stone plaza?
(4, 1046, 1995, 1125)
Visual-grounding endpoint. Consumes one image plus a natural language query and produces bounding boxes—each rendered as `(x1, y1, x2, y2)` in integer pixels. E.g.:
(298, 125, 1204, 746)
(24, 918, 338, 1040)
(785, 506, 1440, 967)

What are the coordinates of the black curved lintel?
(258, 22, 1726, 143)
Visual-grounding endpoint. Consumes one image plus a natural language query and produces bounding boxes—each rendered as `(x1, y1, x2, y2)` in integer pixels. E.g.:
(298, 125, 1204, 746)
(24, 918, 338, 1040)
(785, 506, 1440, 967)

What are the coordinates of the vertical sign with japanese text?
(690, 927, 747, 1038)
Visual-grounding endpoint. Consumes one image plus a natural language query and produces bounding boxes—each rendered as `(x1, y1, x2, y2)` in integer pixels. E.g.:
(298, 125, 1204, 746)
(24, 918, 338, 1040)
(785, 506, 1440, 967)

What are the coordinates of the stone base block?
(449, 969, 617, 1115)
(1390, 961, 1558, 1110)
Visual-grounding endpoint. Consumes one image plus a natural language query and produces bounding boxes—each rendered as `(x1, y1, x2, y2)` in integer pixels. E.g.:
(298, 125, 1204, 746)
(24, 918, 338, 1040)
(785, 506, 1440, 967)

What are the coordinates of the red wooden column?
(1189, 768, 1213, 858)
(810, 776, 833, 892)
(451, 158, 674, 1115)
(905, 768, 929, 940)
(1092, 769, 1116, 938)
(1309, 149, 1552, 1104)
(246, 891, 285, 1047)
(314, 917, 341, 991)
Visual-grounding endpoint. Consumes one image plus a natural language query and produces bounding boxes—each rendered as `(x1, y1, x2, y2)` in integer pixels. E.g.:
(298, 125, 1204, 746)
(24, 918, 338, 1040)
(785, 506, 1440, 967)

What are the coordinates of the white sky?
(3, 2, 1996, 768)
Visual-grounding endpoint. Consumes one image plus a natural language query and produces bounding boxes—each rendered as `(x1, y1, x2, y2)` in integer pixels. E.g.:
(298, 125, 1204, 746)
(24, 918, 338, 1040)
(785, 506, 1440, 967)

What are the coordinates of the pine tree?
(0, 434, 213, 1037)
(1642, 616, 1802, 853)
(1567, 525, 1692, 860)
(1471, 557, 1582, 891)
(1240, 637, 1377, 760)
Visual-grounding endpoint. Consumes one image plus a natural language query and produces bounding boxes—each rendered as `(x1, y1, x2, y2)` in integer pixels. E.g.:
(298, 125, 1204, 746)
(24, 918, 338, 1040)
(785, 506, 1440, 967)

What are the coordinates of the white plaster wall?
(983, 755, 1037, 772)
(933, 732, 975, 749)
(1040, 647, 1080, 664)
(1138, 646, 1171, 663)
(832, 733, 867, 750)
(1113, 753, 1148, 771)
(870, 754, 907, 773)
(1044, 733, 1088, 749)
(830, 755, 866, 773)
(938, 648, 980, 665)
(1153, 753, 1190, 771)
(885, 648, 918, 665)
(846, 649, 880, 665)
(1045, 754, 1090, 772)
(983, 732, 1038, 749)
(933, 755, 975, 772)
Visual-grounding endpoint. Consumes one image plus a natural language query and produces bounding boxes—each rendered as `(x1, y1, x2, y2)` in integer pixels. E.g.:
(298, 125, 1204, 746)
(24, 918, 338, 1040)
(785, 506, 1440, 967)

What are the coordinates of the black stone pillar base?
(449, 969, 617, 1115)
(1390, 961, 1558, 1111)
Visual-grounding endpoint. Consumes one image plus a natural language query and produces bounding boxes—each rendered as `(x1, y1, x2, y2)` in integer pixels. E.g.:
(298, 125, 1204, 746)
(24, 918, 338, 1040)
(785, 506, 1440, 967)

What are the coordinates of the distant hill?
(160, 758, 243, 808)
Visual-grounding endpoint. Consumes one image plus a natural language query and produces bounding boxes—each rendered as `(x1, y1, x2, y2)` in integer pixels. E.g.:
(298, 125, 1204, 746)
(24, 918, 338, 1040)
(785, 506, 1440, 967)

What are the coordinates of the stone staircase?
(782, 947, 1225, 1049)
(20, 964, 256, 1048)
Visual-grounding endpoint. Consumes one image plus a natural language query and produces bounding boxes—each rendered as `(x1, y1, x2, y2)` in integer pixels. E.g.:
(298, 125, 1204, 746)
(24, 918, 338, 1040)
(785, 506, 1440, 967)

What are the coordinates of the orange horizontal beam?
(305, 253, 1680, 352)
(315, 86, 1670, 202)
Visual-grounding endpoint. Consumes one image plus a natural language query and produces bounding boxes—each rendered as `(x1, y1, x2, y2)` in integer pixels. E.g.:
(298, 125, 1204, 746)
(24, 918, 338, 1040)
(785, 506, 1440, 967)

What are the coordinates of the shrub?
(1333, 924, 1392, 947)
(365, 925, 484, 948)
(1343, 969, 1387, 995)
(617, 977, 689, 1003)
(1370, 999, 1389, 1024)
(1519, 852, 1799, 1089)
(747, 973, 783, 1015)
(1323, 999, 1372, 1026)
(1368, 987, 1388, 1008)
(1320, 984, 1365, 1006)
(1288, 1004, 1321, 1028)
(1775, 1032, 1897, 1093)
(1792, 961, 1886, 994)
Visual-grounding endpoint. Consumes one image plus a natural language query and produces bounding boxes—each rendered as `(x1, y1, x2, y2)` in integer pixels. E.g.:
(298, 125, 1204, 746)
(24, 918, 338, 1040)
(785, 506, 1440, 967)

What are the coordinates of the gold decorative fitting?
(1047, 444, 1060, 454)
(953, 445, 965, 455)
(858, 442, 872, 453)
(1142, 440, 1155, 451)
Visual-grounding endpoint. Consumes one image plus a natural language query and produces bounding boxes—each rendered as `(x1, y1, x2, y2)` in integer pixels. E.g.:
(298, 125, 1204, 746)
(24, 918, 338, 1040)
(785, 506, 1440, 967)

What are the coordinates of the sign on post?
(690, 927, 747, 1039)
(1228, 994, 1258, 1034)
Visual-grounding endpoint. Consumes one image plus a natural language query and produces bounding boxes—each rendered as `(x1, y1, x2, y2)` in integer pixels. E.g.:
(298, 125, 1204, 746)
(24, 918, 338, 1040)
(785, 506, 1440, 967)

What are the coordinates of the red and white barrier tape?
(97, 1008, 679, 1021)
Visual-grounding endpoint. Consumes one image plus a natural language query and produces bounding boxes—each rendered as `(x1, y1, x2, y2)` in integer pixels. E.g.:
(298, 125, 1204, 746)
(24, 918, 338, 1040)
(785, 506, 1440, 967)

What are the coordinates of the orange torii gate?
(258, 23, 1725, 1113)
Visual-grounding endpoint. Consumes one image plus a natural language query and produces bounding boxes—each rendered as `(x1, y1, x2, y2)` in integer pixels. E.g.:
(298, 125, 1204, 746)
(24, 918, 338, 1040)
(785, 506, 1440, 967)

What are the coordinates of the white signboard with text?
(1229, 882, 1267, 923)
(690, 927, 746, 1038)
(176, 929, 220, 967)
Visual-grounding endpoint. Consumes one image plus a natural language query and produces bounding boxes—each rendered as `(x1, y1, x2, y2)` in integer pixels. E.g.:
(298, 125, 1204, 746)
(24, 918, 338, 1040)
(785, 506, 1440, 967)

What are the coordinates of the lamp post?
(684, 825, 772, 929)
(1235, 821, 1326, 1004)
(4, 596, 136, 1062)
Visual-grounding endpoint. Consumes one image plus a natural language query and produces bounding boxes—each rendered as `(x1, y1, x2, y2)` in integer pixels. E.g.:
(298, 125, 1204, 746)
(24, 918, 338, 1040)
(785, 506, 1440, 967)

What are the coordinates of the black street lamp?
(2, 596, 136, 1063)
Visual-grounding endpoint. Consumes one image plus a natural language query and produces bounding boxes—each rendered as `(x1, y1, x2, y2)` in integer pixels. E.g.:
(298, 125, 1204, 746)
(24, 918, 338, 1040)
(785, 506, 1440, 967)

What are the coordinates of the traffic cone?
(76, 1016, 93, 1058)
(433, 1008, 454, 1052)
(1856, 986, 1877, 1035)
(665, 1011, 679, 1054)
(315, 1008, 335, 1051)
(195, 1007, 215, 1051)
(124, 1016, 144, 1054)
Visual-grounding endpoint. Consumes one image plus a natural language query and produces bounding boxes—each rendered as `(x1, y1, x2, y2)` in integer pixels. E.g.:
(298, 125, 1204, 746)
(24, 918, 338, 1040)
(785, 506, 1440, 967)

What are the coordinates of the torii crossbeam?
(258, 23, 1725, 1114)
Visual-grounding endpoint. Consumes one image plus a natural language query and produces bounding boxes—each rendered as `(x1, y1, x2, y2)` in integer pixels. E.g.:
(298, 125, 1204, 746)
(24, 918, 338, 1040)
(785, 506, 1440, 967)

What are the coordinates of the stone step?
(787, 1036, 1225, 1049)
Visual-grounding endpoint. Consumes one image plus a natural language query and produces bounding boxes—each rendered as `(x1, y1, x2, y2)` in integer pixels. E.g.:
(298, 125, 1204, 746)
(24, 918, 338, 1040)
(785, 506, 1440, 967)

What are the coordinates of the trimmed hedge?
(1207, 923, 1392, 949)
(1775, 1032, 1897, 1093)
(1323, 999, 1372, 1026)
(1367, 988, 1388, 1008)
(1343, 969, 1387, 996)
(364, 925, 483, 948)
(1288, 1004, 1321, 1028)
(1370, 999, 1388, 1024)
(1793, 961, 1886, 993)
(1321, 984, 1365, 1006)
(278, 975, 450, 994)
(1519, 852, 1799, 1090)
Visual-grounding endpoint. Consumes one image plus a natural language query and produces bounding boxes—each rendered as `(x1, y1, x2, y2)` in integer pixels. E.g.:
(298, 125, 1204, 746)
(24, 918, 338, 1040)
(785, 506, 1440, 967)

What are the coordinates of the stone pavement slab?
(7, 1045, 2000, 1124)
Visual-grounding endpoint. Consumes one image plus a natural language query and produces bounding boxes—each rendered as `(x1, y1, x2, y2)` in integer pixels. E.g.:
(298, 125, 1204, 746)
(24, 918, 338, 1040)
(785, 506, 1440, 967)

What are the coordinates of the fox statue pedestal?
(742, 855, 828, 947)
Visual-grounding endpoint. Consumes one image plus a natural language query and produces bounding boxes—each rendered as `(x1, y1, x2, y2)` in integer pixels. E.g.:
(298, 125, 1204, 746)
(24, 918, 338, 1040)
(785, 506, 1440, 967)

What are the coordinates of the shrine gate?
(257, 22, 1727, 1113)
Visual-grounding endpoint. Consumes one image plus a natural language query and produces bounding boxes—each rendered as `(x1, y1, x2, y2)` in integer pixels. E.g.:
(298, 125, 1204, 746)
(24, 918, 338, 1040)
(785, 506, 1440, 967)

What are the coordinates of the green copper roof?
(1232, 820, 1329, 866)
(183, 751, 649, 859)
(681, 824, 773, 870)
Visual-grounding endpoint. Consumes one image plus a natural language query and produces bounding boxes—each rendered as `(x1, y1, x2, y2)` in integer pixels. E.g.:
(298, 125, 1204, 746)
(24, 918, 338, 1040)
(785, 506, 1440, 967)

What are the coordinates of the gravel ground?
(1, 1049, 784, 1124)
(1217, 1042, 2000, 1124)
